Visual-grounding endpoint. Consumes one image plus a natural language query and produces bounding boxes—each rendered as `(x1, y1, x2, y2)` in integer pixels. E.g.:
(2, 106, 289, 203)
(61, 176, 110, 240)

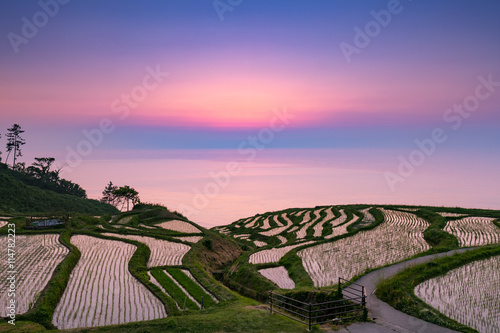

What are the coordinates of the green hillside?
(0, 163, 118, 215)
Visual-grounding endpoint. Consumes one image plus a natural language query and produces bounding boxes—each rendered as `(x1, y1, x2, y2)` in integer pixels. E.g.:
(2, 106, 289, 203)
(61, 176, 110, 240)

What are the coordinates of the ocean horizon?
(61, 148, 499, 228)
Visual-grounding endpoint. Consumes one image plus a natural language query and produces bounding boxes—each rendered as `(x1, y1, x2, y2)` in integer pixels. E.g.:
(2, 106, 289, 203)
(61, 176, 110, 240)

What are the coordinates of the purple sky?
(0, 0, 499, 216)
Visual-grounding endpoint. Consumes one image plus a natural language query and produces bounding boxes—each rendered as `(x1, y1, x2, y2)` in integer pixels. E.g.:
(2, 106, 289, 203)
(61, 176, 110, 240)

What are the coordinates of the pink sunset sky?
(0, 0, 499, 223)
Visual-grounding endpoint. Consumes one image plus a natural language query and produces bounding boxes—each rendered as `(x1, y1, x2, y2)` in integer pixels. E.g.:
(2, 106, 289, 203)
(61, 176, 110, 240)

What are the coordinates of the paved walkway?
(335, 248, 475, 333)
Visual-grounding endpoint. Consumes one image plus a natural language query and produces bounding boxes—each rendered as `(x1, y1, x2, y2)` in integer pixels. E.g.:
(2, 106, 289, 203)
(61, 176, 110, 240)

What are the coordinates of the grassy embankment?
(150, 269, 199, 310)
(165, 267, 217, 308)
(0, 163, 117, 215)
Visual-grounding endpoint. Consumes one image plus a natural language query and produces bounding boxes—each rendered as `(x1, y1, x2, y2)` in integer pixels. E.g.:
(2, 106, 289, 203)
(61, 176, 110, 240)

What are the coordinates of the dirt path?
(336, 248, 475, 333)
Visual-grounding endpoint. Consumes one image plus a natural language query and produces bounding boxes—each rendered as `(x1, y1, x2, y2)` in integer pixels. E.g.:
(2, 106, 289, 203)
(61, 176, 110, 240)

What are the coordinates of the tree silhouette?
(58, 179, 87, 198)
(101, 181, 119, 206)
(12, 162, 25, 172)
(6, 124, 26, 167)
(27, 157, 57, 182)
(112, 185, 139, 211)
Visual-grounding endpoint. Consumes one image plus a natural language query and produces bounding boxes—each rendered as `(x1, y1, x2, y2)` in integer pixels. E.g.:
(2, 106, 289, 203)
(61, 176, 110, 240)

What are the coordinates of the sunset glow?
(0, 0, 499, 224)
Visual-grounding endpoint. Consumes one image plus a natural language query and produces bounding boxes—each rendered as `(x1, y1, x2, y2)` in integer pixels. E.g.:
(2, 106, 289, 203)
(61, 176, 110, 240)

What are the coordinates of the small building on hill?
(25, 216, 67, 229)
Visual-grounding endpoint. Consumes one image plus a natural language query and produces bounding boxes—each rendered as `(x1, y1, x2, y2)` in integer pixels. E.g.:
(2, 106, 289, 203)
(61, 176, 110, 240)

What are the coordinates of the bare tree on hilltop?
(6, 124, 26, 167)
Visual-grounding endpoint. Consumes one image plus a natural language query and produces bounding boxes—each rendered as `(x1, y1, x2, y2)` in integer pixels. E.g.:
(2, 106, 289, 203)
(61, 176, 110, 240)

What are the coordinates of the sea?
(62, 148, 499, 228)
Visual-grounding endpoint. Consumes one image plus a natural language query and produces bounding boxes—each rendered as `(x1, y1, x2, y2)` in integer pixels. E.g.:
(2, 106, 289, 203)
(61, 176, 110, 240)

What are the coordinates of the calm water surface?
(63, 149, 499, 228)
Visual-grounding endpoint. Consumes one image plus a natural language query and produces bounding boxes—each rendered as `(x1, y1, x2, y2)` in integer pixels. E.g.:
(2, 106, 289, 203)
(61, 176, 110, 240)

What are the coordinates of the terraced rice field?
(260, 216, 272, 230)
(53, 235, 166, 329)
(325, 212, 358, 239)
(250, 241, 313, 264)
(234, 234, 250, 239)
(158, 220, 201, 233)
(415, 256, 500, 333)
(293, 210, 306, 217)
(324, 209, 349, 239)
(214, 226, 231, 235)
(116, 216, 133, 224)
(439, 212, 467, 217)
(444, 217, 500, 247)
(239, 216, 260, 229)
(139, 224, 158, 229)
(101, 233, 190, 266)
(121, 226, 136, 231)
(298, 209, 430, 287)
(260, 213, 292, 236)
(173, 236, 203, 243)
(235, 217, 251, 226)
(276, 235, 287, 245)
(360, 208, 375, 223)
(0, 234, 68, 316)
(296, 210, 323, 239)
(258, 266, 295, 289)
(253, 240, 268, 247)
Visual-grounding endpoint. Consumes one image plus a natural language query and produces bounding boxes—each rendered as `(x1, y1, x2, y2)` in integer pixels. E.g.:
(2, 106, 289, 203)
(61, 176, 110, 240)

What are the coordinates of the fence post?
(269, 291, 273, 314)
(338, 277, 342, 298)
(308, 302, 312, 331)
(361, 285, 368, 321)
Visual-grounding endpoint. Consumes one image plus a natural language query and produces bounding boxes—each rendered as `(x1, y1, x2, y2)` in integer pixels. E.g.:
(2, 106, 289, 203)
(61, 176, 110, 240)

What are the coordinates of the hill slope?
(0, 163, 118, 215)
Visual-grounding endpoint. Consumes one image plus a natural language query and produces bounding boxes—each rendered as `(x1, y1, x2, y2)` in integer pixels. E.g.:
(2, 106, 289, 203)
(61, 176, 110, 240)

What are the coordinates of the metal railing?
(269, 278, 366, 331)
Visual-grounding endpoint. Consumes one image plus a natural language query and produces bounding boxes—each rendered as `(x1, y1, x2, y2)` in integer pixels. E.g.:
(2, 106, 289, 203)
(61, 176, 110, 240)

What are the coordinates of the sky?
(0, 0, 499, 221)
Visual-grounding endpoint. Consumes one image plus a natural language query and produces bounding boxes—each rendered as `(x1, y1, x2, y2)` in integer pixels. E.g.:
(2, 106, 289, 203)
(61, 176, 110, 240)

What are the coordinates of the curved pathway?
(338, 248, 475, 333)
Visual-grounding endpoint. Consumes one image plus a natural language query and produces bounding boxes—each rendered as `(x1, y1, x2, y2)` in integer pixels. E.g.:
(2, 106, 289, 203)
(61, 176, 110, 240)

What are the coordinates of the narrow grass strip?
(150, 269, 198, 310)
(165, 268, 216, 308)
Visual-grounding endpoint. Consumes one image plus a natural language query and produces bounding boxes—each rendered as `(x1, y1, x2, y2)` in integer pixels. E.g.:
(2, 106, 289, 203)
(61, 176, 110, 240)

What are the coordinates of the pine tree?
(6, 124, 26, 167)
(101, 181, 118, 205)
